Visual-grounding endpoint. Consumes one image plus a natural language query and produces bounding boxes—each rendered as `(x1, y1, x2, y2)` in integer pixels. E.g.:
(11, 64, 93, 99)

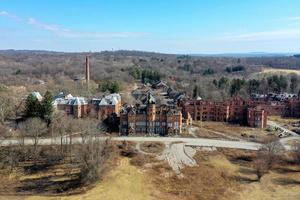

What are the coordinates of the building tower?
(85, 55, 90, 88)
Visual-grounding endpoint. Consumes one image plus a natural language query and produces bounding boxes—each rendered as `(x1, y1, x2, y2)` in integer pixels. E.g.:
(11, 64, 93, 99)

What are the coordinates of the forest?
(0, 50, 299, 101)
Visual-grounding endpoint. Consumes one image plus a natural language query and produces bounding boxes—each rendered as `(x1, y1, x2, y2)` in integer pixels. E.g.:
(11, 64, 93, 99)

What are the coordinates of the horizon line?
(0, 48, 299, 56)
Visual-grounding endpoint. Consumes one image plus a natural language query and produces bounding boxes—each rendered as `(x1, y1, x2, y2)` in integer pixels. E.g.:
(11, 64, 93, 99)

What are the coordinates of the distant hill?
(0, 49, 298, 58)
(191, 52, 297, 57)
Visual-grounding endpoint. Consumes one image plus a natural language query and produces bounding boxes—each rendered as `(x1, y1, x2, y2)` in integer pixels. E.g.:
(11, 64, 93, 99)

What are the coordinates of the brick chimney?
(85, 55, 90, 86)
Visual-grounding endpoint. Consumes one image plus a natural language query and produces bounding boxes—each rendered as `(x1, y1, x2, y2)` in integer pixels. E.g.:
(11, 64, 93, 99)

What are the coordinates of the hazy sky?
(1, 0, 300, 53)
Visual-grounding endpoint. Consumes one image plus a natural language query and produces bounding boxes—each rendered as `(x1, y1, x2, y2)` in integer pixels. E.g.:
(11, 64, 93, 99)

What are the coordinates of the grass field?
(24, 158, 153, 200)
(193, 121, 272, 142)
(0, 147, 299, 200)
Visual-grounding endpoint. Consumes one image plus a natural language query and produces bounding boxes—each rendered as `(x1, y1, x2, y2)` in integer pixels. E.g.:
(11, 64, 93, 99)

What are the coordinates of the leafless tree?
(254, 137, 284, 181)
(259, 138, 284, 169)
(74, 119, 113, 184)
(18, 118, 47, 163)
(0, 94, 14, 124)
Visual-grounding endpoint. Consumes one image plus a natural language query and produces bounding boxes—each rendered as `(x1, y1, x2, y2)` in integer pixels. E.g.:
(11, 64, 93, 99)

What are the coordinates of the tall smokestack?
(85, 55, 90, 87)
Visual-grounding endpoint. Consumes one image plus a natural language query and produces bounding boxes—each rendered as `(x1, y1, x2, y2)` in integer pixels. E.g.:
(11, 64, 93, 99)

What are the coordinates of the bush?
(225, 65, 245, 73)
(100, 81, 121, 93)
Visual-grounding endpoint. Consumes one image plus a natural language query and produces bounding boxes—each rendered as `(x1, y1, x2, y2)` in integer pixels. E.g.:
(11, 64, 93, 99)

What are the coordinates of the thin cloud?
(220, 28, 300, 42)
(0, 10, 22, 21)
(0, 10, 148, 38)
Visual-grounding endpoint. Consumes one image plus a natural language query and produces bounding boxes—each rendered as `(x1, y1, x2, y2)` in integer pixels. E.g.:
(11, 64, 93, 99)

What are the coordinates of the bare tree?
(259, 138, 284, 169)
(74, 119, 113, 184)
(50, 111, 70, 155)
(19, 118, 47, 163)
(0, 94, 13, 124)
(254, 137, 284, 181)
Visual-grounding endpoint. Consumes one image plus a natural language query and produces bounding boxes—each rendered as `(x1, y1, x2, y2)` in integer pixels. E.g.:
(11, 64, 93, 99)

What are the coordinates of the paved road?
(1, 135, 298, 151)
(0, 136, 257, 149)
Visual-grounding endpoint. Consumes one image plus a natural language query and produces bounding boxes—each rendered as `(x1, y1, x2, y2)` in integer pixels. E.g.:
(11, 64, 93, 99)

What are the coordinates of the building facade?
(181, 96, 267, 128)
(247, 107, 267, 129)
(52, 93, 121, 119)
(120, 104, 182, 136)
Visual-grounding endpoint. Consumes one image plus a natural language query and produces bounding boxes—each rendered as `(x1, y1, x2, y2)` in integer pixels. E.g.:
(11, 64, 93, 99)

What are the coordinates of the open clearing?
(132, 148, 300, 200)
(193, 121, 272, 142)
(22, 158, 153, 200)
(0, 144, 299, 200)
(259, 68, 300, 75)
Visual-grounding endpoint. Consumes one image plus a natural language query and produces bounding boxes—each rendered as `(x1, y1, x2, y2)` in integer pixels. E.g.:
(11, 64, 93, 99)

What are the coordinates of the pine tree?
(193, 85, 198, 98)
(41, 91, 53, 121)
(25, 94, 41, 118)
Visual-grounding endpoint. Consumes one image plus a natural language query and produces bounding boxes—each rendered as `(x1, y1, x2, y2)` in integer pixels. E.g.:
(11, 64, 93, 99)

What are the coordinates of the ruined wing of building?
(181, 95, 300, 129)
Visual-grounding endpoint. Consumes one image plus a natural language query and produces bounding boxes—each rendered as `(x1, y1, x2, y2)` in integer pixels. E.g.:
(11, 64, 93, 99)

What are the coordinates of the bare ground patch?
(139, 142, 165, 154)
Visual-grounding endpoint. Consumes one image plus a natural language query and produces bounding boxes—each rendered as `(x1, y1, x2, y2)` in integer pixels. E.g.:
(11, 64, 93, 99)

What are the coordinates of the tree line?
(129, 67, 162, 84)
(215, 74, 299, 96)
(192, 74, 300, 99)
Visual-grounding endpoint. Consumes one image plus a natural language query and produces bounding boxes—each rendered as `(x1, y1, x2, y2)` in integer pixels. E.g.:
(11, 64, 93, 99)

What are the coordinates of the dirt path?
(268, 120, 298, 136)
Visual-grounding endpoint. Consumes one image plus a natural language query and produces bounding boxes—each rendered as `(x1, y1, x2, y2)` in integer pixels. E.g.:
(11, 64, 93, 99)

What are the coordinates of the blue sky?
(1, 0, 300, 53)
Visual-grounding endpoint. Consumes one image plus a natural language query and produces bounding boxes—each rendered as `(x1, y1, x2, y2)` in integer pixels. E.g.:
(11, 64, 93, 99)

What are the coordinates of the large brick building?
(119, 103, 182, 136)
(181, 96, 267, 128)
(52, 93, 122, 119)
(181, 95, 300, 129)
(249, 99, 300, 118)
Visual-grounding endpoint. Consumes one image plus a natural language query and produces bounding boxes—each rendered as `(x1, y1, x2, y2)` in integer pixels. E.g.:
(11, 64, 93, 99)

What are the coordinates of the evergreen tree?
(230, 79, 245, 96)
(193, 85, 199, 98)
(41, 91, 53, 121)
(24, 94, 41, 118)
(290, 75, 298, 93)
(218, 77, 229, 89)
(248, 79, 260, 94)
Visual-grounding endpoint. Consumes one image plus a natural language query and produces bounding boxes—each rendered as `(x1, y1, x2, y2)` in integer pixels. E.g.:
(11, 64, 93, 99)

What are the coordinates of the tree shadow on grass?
(273, 166, 300, 174)
(233, 175, 258, 183)
(17, 174, 81, 194)
(273, 178, 300, 186)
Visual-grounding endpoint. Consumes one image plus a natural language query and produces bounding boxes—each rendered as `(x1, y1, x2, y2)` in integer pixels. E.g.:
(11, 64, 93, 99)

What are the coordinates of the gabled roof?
(52, 96, 87, 106)
(31, 91, 43, 101)
(71, 97, 88, 105)
(99, 93, 121, 106)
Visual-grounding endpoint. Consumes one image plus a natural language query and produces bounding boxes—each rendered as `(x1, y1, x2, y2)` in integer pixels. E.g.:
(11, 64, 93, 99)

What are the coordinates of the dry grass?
(140, 142, 165, 154)
(194, 121, 271, 142)
(269, 116, 300, 127)
(149, 152, 240, 200)
(259, 68, 300, 75)
(237, 171, 300, 200)
(1, 147, 299, 200)
(24, 158, 154, 200)
(131, 148, 300, 200)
